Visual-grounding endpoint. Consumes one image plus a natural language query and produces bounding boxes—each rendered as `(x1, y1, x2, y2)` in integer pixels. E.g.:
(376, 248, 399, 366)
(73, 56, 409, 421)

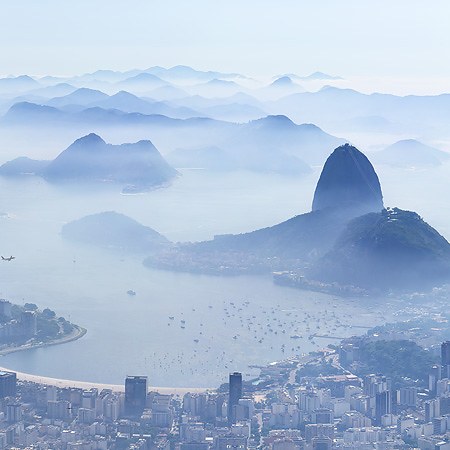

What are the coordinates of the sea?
(0, 165, 448, 388)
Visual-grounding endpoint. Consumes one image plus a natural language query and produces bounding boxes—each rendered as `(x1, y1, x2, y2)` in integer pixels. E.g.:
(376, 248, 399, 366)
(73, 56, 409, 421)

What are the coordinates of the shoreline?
(0, 366, 211, 396)
(0, 324, 88, 357)
(0, 326, 211, 395)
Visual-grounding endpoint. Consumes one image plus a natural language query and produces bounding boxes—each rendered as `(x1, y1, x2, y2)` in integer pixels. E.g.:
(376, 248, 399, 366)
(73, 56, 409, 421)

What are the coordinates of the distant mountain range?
(371, 139, 450, 167)
(165, 115, 343, 173)
(225, 115, 345, 166)
(3, 68, 450, 148)
(1, 68, 450, 140)
(0, 157, 49, 176)
(299, 72, 343, 81)
(43, 88, 201, 119)
(1, 66, 450, 180)
(0, 133, 178, 191)
(274, 72, 342, 82)
(2, 101, 206, 127)
(269, 86, 450, 134)
(167, 146, 238, 172)
(116, 73, 169, 92)
(0, 75, 40, 93)
(46, 87, 109, 107)
(2, 102, 344, 173)
(256, 77, 305, 100)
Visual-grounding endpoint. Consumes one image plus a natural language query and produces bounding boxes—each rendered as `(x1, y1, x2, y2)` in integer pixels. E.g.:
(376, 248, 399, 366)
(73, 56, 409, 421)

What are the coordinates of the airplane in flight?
(1, 256, 15, 261)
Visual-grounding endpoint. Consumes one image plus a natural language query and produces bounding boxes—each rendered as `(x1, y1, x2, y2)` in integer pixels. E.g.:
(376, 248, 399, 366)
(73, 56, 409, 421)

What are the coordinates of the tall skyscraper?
(0, 371, 17, 398)
(441, 341, 450, 379)
(375, 391, 391, 424)
(125, 376, 147, 417)
(429, 365, 442, 395)
(228, 372, 242, 425)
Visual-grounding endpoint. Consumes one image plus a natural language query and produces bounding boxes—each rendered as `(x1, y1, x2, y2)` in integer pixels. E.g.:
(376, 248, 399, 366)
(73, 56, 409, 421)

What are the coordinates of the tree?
(42, 308, 56, 319)
(24, 303, 38, 311)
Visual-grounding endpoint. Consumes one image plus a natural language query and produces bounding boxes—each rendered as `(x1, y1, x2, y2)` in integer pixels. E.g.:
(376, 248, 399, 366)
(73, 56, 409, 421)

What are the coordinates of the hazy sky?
(1, 0, 450, 79)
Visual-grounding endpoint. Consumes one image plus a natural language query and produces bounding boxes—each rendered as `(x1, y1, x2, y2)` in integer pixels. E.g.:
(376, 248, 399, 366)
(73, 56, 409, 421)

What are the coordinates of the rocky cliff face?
(312, 143, 383, 215)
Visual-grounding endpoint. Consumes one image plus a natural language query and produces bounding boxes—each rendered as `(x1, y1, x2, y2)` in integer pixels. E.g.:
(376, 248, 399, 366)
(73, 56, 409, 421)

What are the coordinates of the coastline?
(0, 326, 211, 395)
(0, 366, 211, 396)
(0, 324, 88, 357)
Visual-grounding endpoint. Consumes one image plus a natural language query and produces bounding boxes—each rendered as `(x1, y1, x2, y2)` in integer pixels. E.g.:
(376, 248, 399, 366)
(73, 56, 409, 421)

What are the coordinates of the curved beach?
(0, 366, 211, 395)
(0, 326, 211, 395)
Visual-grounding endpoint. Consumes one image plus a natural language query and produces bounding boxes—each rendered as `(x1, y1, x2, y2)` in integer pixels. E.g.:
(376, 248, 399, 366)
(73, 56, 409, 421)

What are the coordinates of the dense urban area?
(0, 312, 448, 450)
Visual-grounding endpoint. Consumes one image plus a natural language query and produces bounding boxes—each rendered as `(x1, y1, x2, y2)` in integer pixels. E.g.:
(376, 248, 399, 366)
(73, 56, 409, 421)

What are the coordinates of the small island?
(0, 299, 86, 356)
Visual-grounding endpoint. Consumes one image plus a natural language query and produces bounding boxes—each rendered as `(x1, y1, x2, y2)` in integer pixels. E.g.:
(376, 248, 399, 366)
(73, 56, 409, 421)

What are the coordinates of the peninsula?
(0, 299, 86, 356)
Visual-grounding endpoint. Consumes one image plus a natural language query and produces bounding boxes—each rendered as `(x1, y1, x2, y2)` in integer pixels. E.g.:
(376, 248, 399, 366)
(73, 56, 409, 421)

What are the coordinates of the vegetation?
(0, 302, 75, 346)
(352, 339, 438, 388)
(295, 360, 344, 382)
(314, 208, 450, 291)
(24, 303, 38, 311)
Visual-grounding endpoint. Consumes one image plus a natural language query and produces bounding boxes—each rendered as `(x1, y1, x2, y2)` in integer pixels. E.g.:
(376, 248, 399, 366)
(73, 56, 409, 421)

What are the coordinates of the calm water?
(0, 166, 448, 387)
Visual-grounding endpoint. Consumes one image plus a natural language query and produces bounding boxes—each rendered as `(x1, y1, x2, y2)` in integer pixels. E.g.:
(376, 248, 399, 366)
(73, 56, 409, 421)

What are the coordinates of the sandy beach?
(0, 325, 212, 395)
(0, 365, 211, 396)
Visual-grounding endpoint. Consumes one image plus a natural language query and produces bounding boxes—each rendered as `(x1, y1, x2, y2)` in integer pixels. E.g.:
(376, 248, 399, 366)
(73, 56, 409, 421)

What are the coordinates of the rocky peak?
(312, 143, 383, 215)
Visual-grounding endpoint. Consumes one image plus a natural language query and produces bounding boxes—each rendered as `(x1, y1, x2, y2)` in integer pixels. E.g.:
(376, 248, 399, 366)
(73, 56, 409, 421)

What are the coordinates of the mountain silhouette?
(42, 133, 177, 189)
(373, 139, 450, 167)
(310, 208, 450, 290)
(145, 144, 450, 291)
(62, 211, 170, 253)
(312, 143, 383, 215)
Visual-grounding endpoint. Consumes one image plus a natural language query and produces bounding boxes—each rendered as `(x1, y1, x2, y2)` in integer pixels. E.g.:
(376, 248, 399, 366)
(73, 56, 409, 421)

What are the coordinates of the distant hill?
(62, 211, 170, 253)
(2, 102, 190, 127)
(204, 79, 240, 88)
(0, 75, 40, 93)
(146, 85, 189, 101)
(117, 73, 168, 91)
(4, 102, 67, 122)
(226, 115, 345, 166)
(299, 72, 343, 81)
(0, 132, 178, 191)
(43, 133, 178, 190)
(270, 86, 450, 136)
(372, 139, 450, 167)
(172, 91, 266, 122)
(47, 88, 108, 107)
(145, 65, 244, 82)
(88, 91, 201, 119)
(199, 102, 266, 122)
(256, 77, 305, 100)
(271, 76, 296, 87)
(310, 208, 450, 290)
(167, 146, 238, 171)
(0, 157, 49, 176)
(31, 83, 76, 98)
(188, 79, 243, 97)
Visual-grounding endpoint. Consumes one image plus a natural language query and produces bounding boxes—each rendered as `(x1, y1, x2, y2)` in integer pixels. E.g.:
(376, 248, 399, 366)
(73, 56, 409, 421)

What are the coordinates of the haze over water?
(0, 165, 448, 387)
